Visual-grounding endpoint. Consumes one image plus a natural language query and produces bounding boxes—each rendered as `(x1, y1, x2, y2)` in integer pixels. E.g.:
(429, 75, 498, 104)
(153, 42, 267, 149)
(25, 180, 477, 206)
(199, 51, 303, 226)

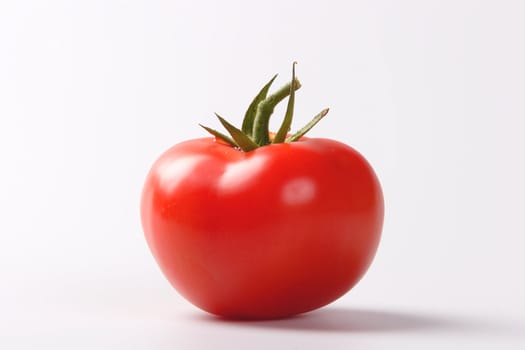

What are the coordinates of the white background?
(1, 0, 524, 348)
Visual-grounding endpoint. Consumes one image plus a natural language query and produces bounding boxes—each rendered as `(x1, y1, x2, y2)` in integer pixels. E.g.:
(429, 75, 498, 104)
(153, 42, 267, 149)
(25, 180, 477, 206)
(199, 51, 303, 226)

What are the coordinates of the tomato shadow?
(194, 307, 495, 334)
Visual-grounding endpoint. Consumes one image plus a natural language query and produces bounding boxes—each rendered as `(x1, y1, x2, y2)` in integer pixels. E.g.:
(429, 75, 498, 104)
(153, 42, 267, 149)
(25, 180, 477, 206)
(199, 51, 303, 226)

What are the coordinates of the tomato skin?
(141, 137, 383, 319)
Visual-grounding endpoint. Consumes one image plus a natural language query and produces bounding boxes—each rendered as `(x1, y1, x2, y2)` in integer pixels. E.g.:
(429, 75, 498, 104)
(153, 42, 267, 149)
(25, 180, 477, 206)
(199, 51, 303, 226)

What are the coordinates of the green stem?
(252, 78, 301, 145)
(273, 62, 297, 144)
(198, 64, 328, 152)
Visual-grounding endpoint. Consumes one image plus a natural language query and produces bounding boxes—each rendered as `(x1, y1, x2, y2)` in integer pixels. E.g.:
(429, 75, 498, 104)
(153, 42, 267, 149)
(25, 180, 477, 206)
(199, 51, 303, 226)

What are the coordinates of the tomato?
(140, 65, 384, 319)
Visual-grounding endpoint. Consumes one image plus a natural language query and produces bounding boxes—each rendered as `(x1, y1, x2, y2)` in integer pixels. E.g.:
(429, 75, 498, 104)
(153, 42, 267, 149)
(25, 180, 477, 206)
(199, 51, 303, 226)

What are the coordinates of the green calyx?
(200, 62, 329, 152)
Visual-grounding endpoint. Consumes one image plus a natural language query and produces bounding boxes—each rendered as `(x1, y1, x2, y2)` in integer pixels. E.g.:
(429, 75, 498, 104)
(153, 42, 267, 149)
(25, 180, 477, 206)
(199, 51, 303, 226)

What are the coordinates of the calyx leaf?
(200, 63, 328, 152)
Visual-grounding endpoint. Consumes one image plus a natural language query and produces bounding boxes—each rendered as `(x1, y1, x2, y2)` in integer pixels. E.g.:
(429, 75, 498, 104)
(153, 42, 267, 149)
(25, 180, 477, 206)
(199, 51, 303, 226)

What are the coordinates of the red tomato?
(141, 136, 384, 319)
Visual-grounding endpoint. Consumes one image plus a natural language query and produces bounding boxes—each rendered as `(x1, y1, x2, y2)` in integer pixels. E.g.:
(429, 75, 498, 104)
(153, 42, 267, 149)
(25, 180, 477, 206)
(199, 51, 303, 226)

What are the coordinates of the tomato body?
(141, 137, 383, 319)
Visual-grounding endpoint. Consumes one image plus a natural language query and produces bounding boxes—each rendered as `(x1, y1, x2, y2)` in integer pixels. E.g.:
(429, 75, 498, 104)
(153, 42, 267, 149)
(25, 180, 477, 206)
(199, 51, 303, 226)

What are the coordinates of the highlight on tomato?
(141, 63, 384, 319)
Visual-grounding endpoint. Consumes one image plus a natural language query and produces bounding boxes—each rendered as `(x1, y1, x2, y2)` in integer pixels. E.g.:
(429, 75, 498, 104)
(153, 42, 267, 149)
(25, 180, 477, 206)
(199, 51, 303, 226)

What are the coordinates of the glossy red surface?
(141, 137, 384, 319)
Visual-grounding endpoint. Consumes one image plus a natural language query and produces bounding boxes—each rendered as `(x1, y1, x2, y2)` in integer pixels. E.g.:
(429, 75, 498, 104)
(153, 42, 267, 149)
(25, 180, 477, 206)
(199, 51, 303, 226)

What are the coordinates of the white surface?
(1, 0, 524, 348)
